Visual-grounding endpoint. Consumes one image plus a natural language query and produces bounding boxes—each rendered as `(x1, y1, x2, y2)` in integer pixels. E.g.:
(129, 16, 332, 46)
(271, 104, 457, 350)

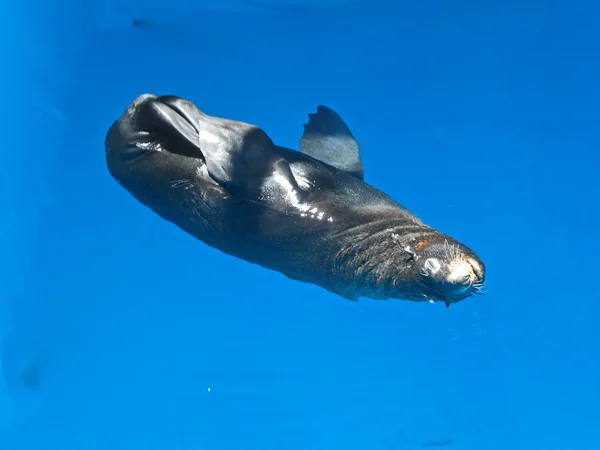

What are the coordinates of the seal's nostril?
(467, 257, 484, 282)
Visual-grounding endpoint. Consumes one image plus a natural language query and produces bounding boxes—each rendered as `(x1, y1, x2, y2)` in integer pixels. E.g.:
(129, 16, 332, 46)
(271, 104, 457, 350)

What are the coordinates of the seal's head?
(409, 237, 485, 307)
(337, 229, 485, 306)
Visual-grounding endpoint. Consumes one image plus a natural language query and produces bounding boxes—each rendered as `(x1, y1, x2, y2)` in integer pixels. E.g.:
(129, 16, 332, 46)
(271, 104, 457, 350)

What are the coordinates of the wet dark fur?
(105, 94, 484, 303)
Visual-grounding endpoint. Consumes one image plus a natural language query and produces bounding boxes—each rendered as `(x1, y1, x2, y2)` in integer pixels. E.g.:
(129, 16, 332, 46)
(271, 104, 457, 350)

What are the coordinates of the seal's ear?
(299, 105, 364, 180)
(196, 113, 306, 208)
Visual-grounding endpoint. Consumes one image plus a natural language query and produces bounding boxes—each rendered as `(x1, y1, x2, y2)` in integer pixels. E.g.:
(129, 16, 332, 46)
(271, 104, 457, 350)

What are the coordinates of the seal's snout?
(445, 255, 484, 288)
(466, 256, 485, 285)
(414, 240, 485, 305)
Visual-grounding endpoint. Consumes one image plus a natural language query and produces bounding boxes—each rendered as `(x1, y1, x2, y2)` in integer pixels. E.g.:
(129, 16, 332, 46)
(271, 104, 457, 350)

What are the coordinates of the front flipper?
(195, 108, 307, 209)
(299, 105, 364, 180)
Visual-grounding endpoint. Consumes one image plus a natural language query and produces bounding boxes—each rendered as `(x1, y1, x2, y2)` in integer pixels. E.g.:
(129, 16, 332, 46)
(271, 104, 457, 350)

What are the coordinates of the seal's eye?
(423, 258, 441, 275)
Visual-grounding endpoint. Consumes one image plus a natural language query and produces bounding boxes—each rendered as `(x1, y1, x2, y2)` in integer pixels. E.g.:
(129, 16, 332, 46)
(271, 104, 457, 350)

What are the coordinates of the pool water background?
(1, 0, 599, 448)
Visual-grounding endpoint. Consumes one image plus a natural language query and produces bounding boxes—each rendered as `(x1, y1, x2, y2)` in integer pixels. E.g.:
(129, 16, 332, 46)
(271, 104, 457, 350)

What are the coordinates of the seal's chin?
(417, 281, 478, 306)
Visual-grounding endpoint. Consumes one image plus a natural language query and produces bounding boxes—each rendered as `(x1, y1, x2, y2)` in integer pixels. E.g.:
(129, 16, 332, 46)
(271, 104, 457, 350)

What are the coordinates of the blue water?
(2, 0, 599, 448)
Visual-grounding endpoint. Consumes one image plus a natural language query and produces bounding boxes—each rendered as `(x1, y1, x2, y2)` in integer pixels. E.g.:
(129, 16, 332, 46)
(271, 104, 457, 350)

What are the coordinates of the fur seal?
(105, 94, 485, 307)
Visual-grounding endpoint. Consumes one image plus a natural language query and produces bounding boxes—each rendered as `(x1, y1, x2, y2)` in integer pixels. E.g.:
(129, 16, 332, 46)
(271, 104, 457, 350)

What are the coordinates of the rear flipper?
(300, 105, 364, 180)
(154, 95, 307, 209)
